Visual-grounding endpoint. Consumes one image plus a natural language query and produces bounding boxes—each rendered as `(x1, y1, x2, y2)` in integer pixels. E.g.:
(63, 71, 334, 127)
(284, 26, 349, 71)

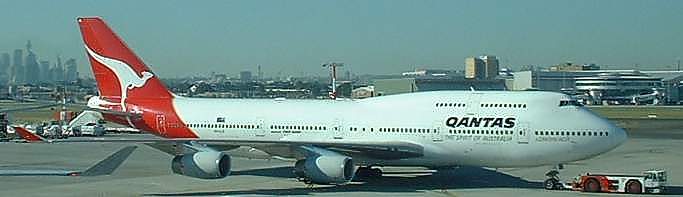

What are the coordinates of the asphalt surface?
(0, 127, 682, 196)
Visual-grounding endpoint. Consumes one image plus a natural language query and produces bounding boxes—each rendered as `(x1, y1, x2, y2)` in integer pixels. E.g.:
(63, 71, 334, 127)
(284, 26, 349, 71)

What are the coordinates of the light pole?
(322, 62, 344, 99)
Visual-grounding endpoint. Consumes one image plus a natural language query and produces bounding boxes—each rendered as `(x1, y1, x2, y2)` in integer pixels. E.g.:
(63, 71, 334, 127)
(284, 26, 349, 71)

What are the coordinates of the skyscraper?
(40, 60, 51, 83)
(465, 55, 499, 80)
(257, 64, 262, 81)
(240, 71, 252, 82)
(65, 58, 78, 82)
(479, 55, 499, 79)
(52, 56, 64, 82)
(12, 49, 24, 83)
(465, 57, 485, 79)
(24, 41, 40, 84)
(0, 53, 9, 84)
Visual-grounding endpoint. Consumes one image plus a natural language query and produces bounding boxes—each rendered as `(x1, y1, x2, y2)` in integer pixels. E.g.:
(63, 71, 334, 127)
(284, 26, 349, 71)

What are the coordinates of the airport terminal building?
(373, 78, 506, 96)
(513, 70, 683, 105)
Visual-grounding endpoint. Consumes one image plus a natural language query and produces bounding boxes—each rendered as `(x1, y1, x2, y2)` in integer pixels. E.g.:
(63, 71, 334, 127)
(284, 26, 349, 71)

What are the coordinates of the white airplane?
(29, 17, 629, 185)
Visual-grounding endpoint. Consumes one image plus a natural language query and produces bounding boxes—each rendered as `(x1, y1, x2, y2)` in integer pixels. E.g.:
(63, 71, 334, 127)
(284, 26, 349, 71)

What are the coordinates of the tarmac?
(1, 128, 682, 196)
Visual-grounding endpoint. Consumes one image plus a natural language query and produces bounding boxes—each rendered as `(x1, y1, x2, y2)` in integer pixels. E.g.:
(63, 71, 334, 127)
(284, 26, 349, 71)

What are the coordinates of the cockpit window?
(559, 100, 583, 107)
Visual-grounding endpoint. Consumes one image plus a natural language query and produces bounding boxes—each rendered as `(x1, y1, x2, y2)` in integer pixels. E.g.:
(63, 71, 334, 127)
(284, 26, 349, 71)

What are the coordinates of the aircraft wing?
(0, 146, 136, 176)
(72, 138, 423, 160)
(13, 127, 424, 160)
(147, 139, 424, 160)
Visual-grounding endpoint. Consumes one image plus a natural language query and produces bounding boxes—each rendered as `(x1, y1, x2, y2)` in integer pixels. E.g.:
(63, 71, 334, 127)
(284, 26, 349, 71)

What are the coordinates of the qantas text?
(445, 117, 516, 128)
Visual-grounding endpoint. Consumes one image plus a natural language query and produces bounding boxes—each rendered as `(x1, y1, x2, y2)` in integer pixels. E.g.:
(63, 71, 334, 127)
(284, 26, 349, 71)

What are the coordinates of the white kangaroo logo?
(85, 46, 154, 111)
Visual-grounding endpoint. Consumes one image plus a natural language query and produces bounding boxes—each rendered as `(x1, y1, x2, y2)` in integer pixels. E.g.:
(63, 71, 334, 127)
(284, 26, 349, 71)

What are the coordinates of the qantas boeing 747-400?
(15, 17, 628, 185)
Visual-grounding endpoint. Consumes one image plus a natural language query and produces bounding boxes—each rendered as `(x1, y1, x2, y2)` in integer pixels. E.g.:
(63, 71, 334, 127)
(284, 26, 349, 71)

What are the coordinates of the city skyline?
(0, 40, 78, 85)
(0, 0, 682, 78)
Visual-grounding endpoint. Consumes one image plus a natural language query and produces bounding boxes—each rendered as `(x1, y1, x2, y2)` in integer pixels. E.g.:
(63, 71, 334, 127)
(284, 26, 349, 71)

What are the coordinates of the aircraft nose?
(584, 108, 628, 148)
(611, 124, 628, 146)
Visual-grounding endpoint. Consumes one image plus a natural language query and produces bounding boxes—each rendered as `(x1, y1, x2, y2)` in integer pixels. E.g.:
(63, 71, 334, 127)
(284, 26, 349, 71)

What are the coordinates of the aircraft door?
(155, 114, 167, 136)
(432, 120, 444, 142)
(256, 118, 266, 137)
(467, 92, 483, 114)
(516, 122, 530, 144)
(332, 118, 344, 139)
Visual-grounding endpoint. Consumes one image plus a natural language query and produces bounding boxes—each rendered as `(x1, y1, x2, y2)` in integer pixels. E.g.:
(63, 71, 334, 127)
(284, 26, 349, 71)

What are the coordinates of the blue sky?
(1, 0, 682, 78)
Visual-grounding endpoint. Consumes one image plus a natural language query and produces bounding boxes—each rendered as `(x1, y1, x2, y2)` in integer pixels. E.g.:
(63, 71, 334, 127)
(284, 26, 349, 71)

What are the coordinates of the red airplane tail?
(13, 126, 45, 143)
(78, 17, 173, 110)
(77, 17, 197, 138)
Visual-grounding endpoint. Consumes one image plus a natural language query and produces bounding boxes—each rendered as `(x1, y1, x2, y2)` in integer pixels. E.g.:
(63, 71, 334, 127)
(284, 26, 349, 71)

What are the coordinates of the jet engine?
(294, 153, 355, 184)
(171, 151, 231, 179)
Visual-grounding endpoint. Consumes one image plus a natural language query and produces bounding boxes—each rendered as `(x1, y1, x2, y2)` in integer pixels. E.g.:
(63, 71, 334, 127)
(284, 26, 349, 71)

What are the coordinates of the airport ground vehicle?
(0, 113, 8, 140)
(72, 122, 106, 137)
(545, 169, 667, 194)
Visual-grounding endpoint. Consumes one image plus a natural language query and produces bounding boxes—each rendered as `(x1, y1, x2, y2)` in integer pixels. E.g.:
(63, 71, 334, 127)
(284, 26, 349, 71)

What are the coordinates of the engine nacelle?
(294, 154, 355, 184)
(171, 151, 231, 179)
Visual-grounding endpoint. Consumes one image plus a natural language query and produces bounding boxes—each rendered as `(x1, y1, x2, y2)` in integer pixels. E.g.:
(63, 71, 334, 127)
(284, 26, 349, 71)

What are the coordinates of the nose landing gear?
(544, 164, 565, 190)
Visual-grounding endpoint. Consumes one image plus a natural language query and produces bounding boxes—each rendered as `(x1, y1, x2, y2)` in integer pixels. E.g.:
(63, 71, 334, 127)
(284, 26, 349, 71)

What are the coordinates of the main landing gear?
(544, 164, 565, 190)
(355, 166, 383, 180)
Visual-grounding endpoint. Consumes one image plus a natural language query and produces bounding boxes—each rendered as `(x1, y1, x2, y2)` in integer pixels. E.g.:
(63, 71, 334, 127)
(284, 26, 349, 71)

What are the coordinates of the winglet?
(12, 126, 45, 143)
(80, 146, 137, 176)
